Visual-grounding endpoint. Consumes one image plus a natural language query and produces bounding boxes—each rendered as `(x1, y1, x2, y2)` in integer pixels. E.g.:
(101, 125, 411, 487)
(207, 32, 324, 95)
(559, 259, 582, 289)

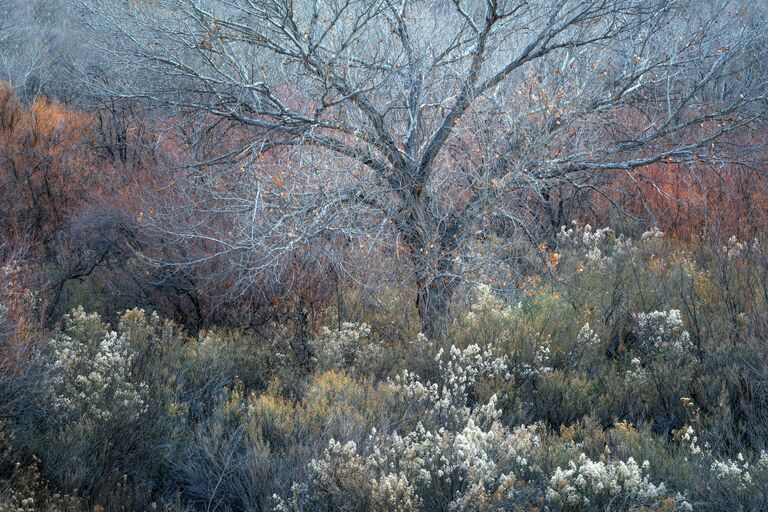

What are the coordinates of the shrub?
(4, 223, 768, 511)
(545, 454, 666, 510)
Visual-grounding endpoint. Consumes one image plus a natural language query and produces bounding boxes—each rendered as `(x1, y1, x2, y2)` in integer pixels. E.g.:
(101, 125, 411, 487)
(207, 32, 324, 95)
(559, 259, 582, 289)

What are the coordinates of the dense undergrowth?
(2, 224, 768, 511)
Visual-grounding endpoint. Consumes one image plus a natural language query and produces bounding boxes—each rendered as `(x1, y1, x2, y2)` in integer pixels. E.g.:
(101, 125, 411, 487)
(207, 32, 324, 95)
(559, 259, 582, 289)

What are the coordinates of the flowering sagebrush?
(393, 343, 508, 430)
(465, 284, 518, 326)
(556, 222, 618, 270)
(370, 472, 420, 512)
(275, 341, 552, 510)
(46, 307, 148, 424)
(511, 336, 553, 379)
(634, 309, 691, 352)
(546, 453, 666, 509)
(311, 322, 382, 374)
(640, 226, 664, 242)
(681, 425, 703, 455)
(711, 456, 754, 489)
(723, 235, 750, 260)
(575, 323, 600, 348)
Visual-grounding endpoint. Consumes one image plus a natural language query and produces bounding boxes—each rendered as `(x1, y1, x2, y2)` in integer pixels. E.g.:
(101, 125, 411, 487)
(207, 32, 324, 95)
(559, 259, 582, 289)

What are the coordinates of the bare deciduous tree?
(79, 0, 768, 336)
(0, 0, 78, 102)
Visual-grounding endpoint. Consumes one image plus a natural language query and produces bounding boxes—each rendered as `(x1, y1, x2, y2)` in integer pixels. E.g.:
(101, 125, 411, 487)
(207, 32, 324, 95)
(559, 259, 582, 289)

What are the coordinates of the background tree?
(78, 0, 768, 336)
(0, 0, 78, 103)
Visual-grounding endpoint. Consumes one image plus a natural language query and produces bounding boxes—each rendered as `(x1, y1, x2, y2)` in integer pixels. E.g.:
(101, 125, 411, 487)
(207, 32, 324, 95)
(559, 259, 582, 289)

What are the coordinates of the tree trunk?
(291, 296, 314, 372)
(416, 258, 459, 339)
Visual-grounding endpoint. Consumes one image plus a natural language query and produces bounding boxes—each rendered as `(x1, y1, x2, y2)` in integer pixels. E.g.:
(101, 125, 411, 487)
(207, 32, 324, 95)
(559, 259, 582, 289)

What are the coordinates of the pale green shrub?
(311, 322, 390, 377)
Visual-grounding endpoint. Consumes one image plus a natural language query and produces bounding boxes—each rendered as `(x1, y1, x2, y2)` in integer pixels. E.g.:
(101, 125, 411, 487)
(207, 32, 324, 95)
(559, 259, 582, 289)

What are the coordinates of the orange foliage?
(577, 104, 768, 242)
(591, 152, 768, 243)
(0, 241, 43, 374)
(0, 82, 122, 244)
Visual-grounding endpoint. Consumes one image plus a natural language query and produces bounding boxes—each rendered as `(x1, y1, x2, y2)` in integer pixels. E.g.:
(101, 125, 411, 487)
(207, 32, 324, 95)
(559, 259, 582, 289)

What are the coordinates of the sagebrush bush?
(3, 225, 768, 511)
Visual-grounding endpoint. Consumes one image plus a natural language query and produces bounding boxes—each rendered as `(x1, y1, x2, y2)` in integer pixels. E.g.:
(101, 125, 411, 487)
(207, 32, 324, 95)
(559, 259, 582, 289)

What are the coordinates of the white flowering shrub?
(46, 307, 148, 424)
(393, 343, 509, 431)
(576, 323, 600, 349)
(627, 310, 698, 426)
(5, 218, 768, 511)
(557, 222, 614, 249)
(313, 439, 404, 510)
(380, 418, 511, 495)
(275, 342, 553, 511)
(278, 421, 547, 512)
(370, 472, 420, 512)
(271, 438, 420, 512)
(680, 425, 703, 455)
(545, 453, 666, 510)
(714, 451, 768, 508)
(312, 322, 370, 367)
(466, 285, 517, 322)
(635, 309, 694, 357)
(722, 235, 756, 260)
(710, 455, 754, 489)
(558, 222, 665, 258)
(311, 322, 385, 376)
(624, 356, 648, 385)
(0, 455, 83, 512)
(634, 309, 692, 353)
(667, 425, 768, 509)
(27, 307, 187, 497)
(553, 221, 670, 311)
(509, 335, 553, 380)
(459, 285, 559, 384)
(556, 222, 619, 270)
(460, 284, 520, 345)
(275, 344, 690, 512)
(640, 226, 665, 242)
(561, 322, 602, 372)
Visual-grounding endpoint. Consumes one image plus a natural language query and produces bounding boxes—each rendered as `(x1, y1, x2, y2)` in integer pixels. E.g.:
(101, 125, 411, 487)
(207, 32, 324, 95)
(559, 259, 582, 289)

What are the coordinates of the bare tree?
(78, 0, 768, 336)
(0, 0, 78, 102)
